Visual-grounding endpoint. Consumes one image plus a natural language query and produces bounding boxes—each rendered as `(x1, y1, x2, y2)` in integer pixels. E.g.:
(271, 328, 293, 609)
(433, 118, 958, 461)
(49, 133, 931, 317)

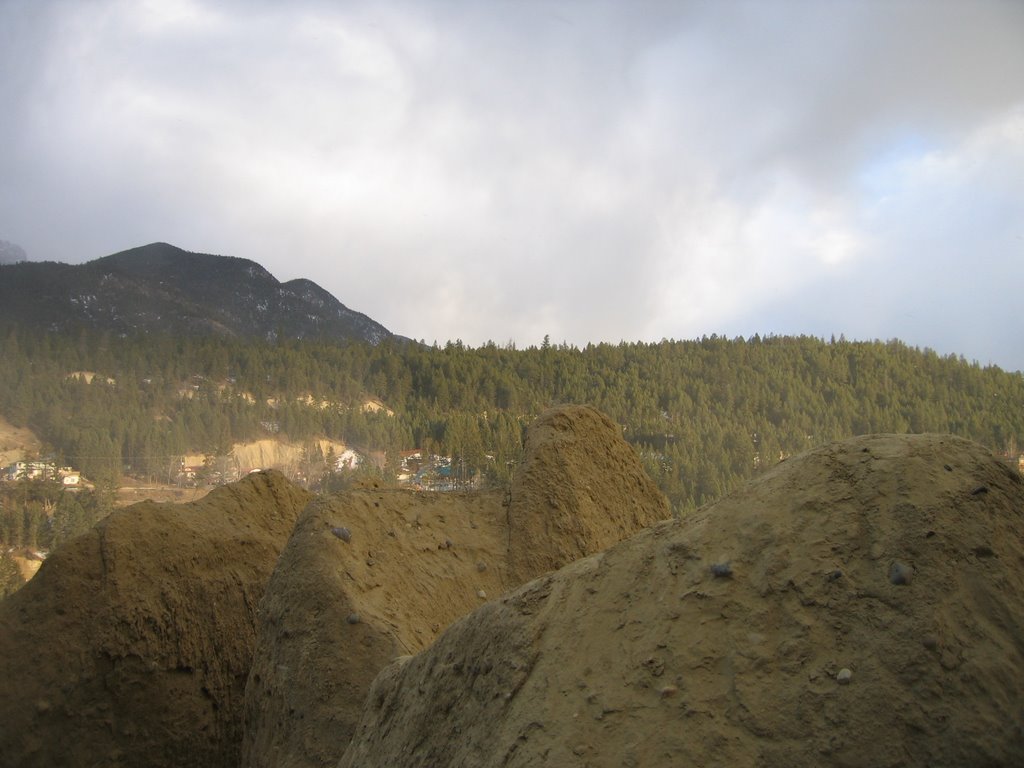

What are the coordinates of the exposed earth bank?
(240, 405, 669, 768)
(340, 434, 1024, 767)
(0, 405, 670, 768)
(4, 421, 1022, 767)
(0, 471, 313, 768)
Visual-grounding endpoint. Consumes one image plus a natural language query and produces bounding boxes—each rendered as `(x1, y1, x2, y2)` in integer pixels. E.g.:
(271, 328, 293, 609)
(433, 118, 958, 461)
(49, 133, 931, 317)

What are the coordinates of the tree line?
(0, 479, 115, 596)
(1, 326, 1023, 522)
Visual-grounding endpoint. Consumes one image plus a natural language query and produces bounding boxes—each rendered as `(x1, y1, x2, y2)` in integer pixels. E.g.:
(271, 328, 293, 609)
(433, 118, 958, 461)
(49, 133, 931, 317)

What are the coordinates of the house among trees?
(177, 464, 203, 486)
(3, 461, 57, 482)
(2, 461, 86, 487)
(398, 450, 422, 475)
(61, 471, 82, 487)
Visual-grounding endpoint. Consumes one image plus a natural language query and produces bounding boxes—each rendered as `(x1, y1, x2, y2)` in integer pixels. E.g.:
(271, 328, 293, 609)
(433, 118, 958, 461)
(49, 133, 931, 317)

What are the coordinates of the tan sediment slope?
(0, 413, 40, 467)
(230, 438, 350, 473)
(506, 404, 671, 580)
(341, 434, 1024, 767)
(241, 404, 670, 768)
(0, 470, 313, 768)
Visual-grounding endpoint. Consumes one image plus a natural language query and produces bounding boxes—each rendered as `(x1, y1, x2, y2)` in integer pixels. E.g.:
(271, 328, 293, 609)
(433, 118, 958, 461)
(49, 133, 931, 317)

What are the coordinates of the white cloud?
(739, 104, 1024, 367)
(1, 0, 1023, 368)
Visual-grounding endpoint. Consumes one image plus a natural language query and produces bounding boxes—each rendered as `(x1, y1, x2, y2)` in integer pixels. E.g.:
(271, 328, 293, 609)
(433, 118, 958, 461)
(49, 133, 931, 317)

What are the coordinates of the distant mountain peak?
(0, 242, 393, 344)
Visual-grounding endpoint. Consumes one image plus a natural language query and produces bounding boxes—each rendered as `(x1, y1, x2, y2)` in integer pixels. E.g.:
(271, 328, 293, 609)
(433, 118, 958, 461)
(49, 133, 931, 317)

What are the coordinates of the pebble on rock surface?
(346, 613, 361, 625)
(331, 526, 352, 542)
(710, 562, 733, 578)
(476, 589, 487, 599)
(837, 668, 853, 685)
(889, 561, 913, 585)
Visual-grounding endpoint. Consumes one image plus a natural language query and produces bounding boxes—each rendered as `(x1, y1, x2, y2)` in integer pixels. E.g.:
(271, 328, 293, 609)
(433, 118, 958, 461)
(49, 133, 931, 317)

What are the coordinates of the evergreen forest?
(2, 326, 1023, 572)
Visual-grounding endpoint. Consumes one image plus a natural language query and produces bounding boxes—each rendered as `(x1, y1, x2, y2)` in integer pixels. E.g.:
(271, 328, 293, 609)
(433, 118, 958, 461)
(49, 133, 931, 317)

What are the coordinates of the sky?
(1, 0, 1023, 371)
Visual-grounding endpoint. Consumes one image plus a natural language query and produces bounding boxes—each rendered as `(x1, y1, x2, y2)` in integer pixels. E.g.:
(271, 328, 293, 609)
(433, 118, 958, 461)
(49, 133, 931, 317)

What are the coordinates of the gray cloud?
(1, 0, 1022, 369)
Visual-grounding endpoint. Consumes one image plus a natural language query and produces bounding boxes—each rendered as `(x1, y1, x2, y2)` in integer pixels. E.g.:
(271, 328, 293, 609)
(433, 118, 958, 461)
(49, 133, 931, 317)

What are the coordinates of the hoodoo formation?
(241, 404, 669, 768)
(0, 471, 313, 768)
(340, 434, 1024, 767)
(4, 418, 1023, 768)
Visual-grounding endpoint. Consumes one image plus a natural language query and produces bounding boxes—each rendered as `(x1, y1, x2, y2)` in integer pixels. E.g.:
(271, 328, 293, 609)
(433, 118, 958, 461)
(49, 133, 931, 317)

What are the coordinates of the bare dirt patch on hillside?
(65, 370, 115, 385)
(112, 437, 350, 506)
(11, 552, 43, 581)
(230, 438, 348, 474)
(113, 477, 210, 506)
(0, 414, 40, 467)
(340, 433, 1024, 768)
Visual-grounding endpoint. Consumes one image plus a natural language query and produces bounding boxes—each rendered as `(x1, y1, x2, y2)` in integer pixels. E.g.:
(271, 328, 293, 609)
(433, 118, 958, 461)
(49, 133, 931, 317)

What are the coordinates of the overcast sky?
(2, 0, 1022, 370)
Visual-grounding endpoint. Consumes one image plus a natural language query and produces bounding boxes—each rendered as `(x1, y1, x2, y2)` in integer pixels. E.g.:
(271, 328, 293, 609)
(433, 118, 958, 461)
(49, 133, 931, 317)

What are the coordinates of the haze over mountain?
(0, 242, 393, 344)
(0, 240, 27, 264)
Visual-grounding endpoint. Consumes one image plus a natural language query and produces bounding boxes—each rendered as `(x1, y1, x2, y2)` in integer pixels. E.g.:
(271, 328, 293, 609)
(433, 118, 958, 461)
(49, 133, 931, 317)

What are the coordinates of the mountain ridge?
(0, 242, 394, 344)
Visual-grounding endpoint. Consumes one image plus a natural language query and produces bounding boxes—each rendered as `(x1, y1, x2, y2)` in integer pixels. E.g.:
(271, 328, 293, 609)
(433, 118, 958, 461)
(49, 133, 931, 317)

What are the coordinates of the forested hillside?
(2, 327, 1023, 517)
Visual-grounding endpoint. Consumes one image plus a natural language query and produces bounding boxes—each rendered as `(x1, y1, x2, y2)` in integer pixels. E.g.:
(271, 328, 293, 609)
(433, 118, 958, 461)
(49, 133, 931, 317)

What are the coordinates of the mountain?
(0, 242, 393, 344)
